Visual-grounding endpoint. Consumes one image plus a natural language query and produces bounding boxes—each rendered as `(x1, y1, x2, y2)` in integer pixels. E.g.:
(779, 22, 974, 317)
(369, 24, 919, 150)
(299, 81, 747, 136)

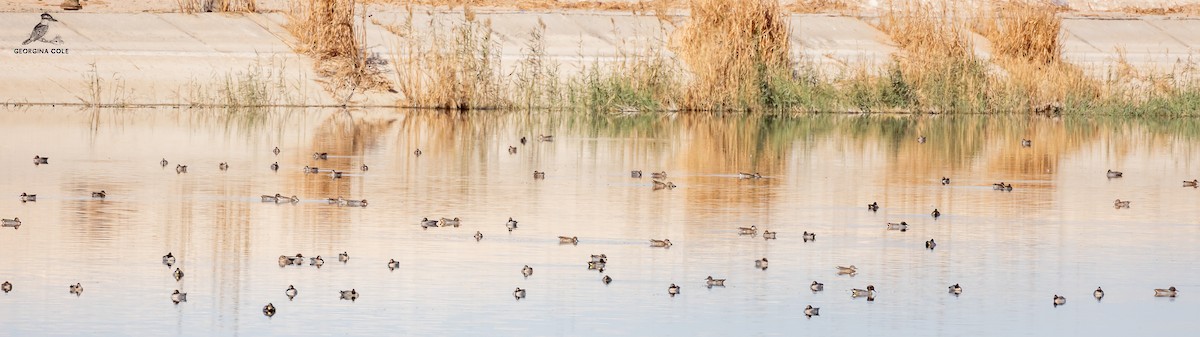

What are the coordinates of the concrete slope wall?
(4, 7, 1200, 106)
(1, 12, 333, 105)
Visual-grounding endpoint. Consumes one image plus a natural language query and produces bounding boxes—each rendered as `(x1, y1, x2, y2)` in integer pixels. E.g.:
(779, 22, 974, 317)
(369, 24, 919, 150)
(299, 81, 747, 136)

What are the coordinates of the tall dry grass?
(368, 0, 681, 12)
(785, 0, 854, 13)
(674, 0, 792, 111)
(511, 19, 567, 110)
(175, 0, 258, 13)
(288, 0, 391, 100)
(388, 9, 506, 110)
(970, 1, 1098, 113)
(876, 0, 997, 112)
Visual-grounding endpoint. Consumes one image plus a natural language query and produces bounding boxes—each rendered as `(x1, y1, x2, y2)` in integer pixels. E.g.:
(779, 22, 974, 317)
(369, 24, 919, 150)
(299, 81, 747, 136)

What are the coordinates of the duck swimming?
(651, 171, 667, 179)
(171, 290, 187, 304)
(175, 164, 188, 174)
(273, 146, 280, 155)
(413, 149, 422, 156)
(737, 172, 762, 179)
(804, 305, 820, 318)
(1053, 295, 1066, 306)
(755, 258, 769, 270)
(1021, 139, 1032, 147)
(668, 283, 680, 296)
(20, 193, 36, 202)
(1, 281, 11, 293)
(1154, 286, 1178, 297)
(1, 218, 21, 228)
(558, 236, 579, 245)
(1108, 196, 1128, 207)
(420, 217, 439, 229)
(602, 275, 612, 285)
(219, 162, 228, 171)
(803, 231, 816, 242)
(33, 156, 49, 165)
(506, 217, 518, 231)
(439, 217, 461, 227)
(340, 289, 359, 301)
(173, 268, 184, 281)
(941, 177, 950, 185)
(270, 162, 279, 171)
(508, 146, 517, 154)
(388, 259, 399, 271)
(837, 265, 858, 275)
(286, 285, 297, 300)
(533, 171, 545, 179)
(886, 221, 909, 231)
(705, 276, 726, 287)
(538, 134, 554, 142)
(1183, 179, 1198, 187)
(851, 285, 875, 298)
(474, 231, 483, 241)
(522, 265, 533, 278)
(160, 158, 168, 167)
(313, 152, 328, 160)
(931, 208, 940, 218)
(652, 180, 676, 190)
(738, 225, 757, 235)
(1107, 169, 1123, 178)
(513, 287, 526, 299)
(926, 239, 936, 250)
(650, 239, 672, 248)
(69, 283, 83, 295)
(867, 202, 879, 212)
(263, 303, 276, 317)
(631, 170, 642, 178)
(92, 190, 106, 199)
(762, 230, 777, 240)
(949, 283, 963, 295)
(338, 252, 349, 263)
(810, 281, 824, 292)
(1094, 287, 1104, 301)
(310, 256, 324, 267)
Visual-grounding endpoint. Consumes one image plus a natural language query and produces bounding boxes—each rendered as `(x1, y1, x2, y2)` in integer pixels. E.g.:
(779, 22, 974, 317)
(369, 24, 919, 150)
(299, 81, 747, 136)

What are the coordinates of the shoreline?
(3, 1, 1200, 114)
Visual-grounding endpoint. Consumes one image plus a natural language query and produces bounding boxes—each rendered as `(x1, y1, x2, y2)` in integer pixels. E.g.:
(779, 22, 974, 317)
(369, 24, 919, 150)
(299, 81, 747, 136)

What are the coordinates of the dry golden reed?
(388, 10, 506, 110)
(876, 0, 995, 112)
(674, 0, 791, 111)
(369, 0, 681, 12)
(785, 0, 854, 13)
(970, 0, 1098, 112)
(288, 0, 392, 98)
(175, 0, 258, 13)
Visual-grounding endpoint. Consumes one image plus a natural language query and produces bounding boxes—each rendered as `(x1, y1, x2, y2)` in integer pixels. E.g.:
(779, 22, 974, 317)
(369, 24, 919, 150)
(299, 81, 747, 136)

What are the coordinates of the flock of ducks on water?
(4, 134, 1193, 316)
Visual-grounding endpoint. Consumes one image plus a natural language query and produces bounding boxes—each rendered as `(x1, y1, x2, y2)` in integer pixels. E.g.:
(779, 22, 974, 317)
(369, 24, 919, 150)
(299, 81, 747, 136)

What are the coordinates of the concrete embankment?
(3, 3, 1200, 106)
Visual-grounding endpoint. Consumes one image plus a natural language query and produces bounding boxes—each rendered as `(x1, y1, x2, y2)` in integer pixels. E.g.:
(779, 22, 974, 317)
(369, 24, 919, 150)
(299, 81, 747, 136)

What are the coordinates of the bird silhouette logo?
(24, 13, 64, 45)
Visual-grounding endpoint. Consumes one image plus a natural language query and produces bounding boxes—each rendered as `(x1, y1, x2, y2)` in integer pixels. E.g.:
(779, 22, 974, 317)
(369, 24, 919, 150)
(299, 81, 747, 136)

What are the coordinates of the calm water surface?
(0, 108, 1198, 336)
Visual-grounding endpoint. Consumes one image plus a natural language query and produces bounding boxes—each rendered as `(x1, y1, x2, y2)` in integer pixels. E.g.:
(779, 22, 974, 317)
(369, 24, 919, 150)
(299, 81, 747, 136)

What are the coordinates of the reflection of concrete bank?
(13, 48, 69, 54)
